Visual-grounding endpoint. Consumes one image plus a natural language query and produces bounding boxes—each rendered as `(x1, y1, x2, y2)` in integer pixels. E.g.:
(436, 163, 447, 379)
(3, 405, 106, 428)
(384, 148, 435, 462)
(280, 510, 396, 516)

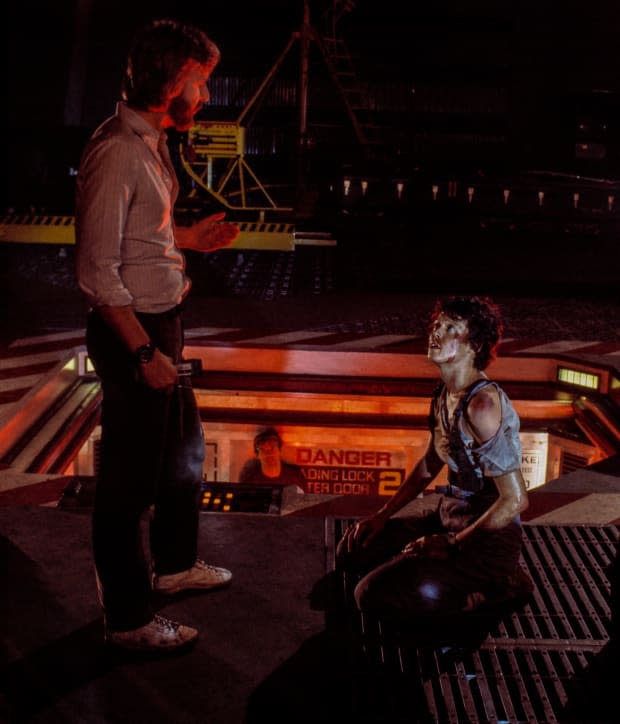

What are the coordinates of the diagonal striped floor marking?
(240, 330, 338, 345)
(0, 328, 619, 425)
(0, 349, 74, 371)
(7, 330, 86, 348)
(518, 340, 604, 354)
(312, 333, 419, 350)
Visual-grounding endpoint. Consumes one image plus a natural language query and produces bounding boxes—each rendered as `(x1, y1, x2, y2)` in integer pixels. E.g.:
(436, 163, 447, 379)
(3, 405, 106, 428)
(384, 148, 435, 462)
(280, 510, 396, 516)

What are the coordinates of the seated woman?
(337, 295, 533, 628)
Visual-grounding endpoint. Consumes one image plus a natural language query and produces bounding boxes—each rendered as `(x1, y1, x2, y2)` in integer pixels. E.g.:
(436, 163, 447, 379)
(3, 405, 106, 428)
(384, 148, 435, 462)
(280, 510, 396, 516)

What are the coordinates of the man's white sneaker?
(105, 614, 198, 652)
(153, 559, 232, 594)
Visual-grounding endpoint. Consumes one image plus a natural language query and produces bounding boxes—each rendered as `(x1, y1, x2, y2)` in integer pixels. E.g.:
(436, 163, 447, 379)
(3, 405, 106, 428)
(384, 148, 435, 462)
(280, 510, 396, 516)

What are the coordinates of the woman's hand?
(402, 533, 454, 559)
(337, 516, 385, 556)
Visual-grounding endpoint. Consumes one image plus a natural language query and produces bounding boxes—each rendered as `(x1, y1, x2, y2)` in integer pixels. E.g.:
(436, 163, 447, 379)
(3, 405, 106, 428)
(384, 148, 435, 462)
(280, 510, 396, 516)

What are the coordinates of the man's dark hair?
(122, 18, 220, 110)
(430, 295, 504, 370)
(254, 427, 283, 454)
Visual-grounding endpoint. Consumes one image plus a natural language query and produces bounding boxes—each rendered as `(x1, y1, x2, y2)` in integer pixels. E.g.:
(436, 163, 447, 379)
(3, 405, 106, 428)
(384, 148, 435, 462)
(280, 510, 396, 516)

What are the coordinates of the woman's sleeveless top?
(429, 379, 522, 511)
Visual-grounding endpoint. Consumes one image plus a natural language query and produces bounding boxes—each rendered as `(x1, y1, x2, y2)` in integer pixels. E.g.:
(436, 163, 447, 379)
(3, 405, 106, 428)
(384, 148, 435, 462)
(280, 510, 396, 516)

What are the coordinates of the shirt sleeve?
(75, 135, 136, 307)
(474, 394, 523, 477)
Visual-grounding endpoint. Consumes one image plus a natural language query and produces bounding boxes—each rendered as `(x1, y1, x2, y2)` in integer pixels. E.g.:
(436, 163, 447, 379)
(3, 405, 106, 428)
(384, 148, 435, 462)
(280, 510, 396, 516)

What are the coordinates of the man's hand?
(138, 348, 178, 391)
(178, 211, 239, 252)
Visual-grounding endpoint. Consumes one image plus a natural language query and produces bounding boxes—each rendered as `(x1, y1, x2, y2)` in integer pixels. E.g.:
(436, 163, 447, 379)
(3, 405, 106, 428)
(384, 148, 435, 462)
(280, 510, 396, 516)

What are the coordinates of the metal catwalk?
(329, 519, 618, 723)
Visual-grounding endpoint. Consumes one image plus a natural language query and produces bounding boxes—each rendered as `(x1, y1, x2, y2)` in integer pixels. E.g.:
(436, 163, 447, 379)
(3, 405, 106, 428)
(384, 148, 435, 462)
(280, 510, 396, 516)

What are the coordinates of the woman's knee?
(354, 569, 461, 618)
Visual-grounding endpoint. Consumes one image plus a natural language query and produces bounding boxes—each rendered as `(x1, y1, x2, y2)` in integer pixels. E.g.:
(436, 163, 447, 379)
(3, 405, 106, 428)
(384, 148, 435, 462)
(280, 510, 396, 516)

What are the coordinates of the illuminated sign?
(202, 425, 575, 499)
(294, 445, 406, 496)
(557, 366, 600, 391)
(520, 432, 549, 489)
(301, 466, 405, 496)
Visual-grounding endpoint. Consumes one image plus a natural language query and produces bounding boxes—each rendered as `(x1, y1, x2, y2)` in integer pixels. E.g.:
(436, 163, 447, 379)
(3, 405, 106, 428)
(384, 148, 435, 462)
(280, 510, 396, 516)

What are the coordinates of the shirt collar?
(116, 102, 166, 152)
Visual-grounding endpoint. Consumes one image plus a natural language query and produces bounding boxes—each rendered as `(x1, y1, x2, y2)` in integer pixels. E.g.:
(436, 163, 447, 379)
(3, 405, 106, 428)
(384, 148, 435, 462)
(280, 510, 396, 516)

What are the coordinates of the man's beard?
(168, 95, 200, 131)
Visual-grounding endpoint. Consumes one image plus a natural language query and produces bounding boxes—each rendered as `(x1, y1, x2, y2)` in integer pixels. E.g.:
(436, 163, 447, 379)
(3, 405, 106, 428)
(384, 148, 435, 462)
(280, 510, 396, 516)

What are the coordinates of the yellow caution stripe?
(0, 215, 308, 250)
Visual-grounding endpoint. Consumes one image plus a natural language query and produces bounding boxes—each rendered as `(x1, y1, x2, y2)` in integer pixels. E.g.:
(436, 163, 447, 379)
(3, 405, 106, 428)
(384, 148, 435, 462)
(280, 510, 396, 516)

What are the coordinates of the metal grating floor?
(328, 519, 619, 724)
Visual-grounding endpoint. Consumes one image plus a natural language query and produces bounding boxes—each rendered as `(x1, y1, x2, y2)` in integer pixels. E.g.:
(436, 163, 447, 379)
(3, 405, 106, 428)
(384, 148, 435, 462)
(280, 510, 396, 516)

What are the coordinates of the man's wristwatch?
(135, 342, 157, 364)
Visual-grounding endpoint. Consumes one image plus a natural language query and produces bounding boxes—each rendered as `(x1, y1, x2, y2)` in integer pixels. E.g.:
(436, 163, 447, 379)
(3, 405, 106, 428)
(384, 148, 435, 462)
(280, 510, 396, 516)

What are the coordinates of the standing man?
(76, 18, 239, 653)
(337, 296, 532, 627)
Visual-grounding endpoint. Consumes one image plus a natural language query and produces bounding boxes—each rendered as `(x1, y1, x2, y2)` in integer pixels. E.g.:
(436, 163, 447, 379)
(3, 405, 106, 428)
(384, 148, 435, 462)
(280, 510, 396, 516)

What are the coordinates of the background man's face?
(257, 436, 281, 466)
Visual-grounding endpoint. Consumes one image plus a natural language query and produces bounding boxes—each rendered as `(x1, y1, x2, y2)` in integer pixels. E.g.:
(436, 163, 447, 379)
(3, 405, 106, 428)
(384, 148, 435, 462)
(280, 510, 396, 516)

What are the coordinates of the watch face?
(136, 343, 156, 364)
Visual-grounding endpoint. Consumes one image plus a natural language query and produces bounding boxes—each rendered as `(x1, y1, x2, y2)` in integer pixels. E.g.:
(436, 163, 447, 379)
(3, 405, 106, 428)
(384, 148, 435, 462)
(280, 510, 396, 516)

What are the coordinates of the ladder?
(317, 1, 386, 151)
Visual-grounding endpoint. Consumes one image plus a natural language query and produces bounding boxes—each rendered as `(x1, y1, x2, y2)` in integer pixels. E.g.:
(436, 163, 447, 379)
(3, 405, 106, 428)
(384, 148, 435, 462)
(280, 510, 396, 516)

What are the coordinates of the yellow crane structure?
(178, 1, 370, 214)
(179, 121, 287, 212)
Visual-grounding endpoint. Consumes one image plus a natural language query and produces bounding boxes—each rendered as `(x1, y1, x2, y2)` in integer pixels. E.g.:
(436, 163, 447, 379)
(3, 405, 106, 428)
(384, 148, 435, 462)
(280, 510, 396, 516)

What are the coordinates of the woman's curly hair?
(122, 18, 220, 111)
(430, 295, 504, 370)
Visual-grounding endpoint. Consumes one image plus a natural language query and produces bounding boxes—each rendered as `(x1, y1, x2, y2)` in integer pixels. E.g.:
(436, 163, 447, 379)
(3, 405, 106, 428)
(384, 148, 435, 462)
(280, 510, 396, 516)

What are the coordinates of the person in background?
(337, 296, 533, 629)
(75, 18, 239, 653)
(239, 427, 306, 488)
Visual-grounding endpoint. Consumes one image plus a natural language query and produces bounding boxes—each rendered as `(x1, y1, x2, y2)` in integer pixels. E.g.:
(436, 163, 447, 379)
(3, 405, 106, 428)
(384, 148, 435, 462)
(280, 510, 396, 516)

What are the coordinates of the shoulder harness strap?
(448, 379, 495, 491)
(453, 378, 494, 423)
(428, 381, 445, 432)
